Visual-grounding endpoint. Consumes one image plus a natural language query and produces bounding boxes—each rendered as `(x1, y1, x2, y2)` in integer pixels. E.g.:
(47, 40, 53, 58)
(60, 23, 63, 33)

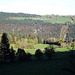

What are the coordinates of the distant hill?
(0, 12, 75, 39)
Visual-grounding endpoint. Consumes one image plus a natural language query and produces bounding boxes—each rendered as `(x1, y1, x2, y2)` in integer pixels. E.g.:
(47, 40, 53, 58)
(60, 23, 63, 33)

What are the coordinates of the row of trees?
(8, 33, 42, 44)
(0, 33, 75, 63)
(0, 33, 55, 63)
(0, 12, 41, 18)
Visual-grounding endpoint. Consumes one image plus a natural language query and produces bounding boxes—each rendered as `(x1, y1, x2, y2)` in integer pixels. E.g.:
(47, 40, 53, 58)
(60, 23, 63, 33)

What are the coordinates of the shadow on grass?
(0, 49, 75, 75)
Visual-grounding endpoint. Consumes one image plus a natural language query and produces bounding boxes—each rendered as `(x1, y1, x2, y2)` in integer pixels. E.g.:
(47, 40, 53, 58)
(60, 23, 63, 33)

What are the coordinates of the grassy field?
(34, 44, 49, 49)
(0, 44, 75, 75)
(10, 44, 74, 54)
(0, 49, 75, 75)
(10, 44, 59, 49)
(55, 47, 72, 52)
(10, 16, 73, 23)
(25, 47, 74, 54)
(10, 44, 50, 54)
(43, 16, 72, 23)
(11, 17, 42, 20)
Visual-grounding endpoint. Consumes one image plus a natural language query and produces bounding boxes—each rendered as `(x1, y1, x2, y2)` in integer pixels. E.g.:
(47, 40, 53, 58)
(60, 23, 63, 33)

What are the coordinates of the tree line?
(0, 33, 75, 64)
(0, 33, 55, 63)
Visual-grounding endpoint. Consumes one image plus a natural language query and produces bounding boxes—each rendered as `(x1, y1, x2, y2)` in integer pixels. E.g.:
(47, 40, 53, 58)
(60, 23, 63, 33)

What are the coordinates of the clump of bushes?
(16, 48, 32, 62)
(44, 47, 55, 60)
(26, 53, 32, 61)
(16, 48, 27, 62)
(35, 49, 43, 60)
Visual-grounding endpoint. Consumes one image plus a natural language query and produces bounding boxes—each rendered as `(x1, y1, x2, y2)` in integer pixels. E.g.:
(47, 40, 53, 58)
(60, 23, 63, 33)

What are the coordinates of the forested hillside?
(0, 12, 75, 39)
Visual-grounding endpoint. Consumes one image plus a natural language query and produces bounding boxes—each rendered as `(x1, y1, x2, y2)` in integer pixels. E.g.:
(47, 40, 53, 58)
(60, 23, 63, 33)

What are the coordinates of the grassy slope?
(0, 60, 73, 75)
(34, 44, 49, 49)
(0, 49, 75, 75)
(10, 44, 50, 54)
(10, 16, 72, 23)
(25, 47, 74, 54)
(44, 16, 71, 23)
(1, 45, 75, 75)
(10, 44, 74, 54)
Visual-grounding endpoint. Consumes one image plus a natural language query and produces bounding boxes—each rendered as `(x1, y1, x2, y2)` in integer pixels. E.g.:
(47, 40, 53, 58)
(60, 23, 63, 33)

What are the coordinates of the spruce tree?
(1, 33, 10, 62)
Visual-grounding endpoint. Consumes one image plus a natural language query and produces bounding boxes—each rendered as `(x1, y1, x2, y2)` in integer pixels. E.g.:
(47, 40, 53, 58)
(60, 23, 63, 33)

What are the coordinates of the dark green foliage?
(26, 53, 32, 61)
(35, 49, 43, 60)
(1, 33, 10, 49)
(9, 47, 15, 62)
(69, 24, 75, 38)
(16, 48, 27, 62)
(44, 47, 55, 60)
(0, 12, 41, 17)
(0, 44, 4, 62)
(65, 50, 75, 74)
(0, 50, 75, 75)
(16, 49, 32, 61)
(0, 33, 10, 62)
(68, 50, 75, 58)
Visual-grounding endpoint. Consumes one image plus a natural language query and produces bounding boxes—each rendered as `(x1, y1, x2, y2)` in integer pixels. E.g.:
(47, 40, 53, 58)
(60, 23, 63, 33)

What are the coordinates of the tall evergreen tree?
(1, 33, 10, 51)
(1, 33, 10, 62)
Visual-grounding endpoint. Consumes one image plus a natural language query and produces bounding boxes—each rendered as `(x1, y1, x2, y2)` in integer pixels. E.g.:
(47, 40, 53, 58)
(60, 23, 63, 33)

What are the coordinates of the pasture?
(25, 47, 74, 54)
(0, 44, 75, 75)
(10, 16, 73, 23)
(10, 44, 74, 54)
(34, 44, 49, 49)
(0, 48, 75, 75)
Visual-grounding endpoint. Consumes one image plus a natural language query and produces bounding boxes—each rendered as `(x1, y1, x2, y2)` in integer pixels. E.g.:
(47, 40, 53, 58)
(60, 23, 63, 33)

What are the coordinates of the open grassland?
(10, 16, 72, 23)
(25, 47, 74, 54)
(34, 44, 49, 49)
(55, 47, 73, 52)
(10, 44, 50, 54)
(43, 16, 72, 23)
(10, 44, 75, 54)
(10, 44, 50, 50)
(11, 17, 40, 20)
(10, 44, 59, 49)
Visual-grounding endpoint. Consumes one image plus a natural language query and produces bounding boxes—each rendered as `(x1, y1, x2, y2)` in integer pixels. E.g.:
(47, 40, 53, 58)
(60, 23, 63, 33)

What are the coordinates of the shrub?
(44, 47, 55, 60)
(16, 48, 27, 62)
(26, 53, 32, 61)
(35, 49, 43, 60)
(9, 47, 15, 62)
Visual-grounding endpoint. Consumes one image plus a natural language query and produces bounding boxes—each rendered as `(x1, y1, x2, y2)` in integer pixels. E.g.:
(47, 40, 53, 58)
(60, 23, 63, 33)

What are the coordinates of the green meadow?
(10, 44, 74, 54)
(34, 44, 49, 49)
(25, 47, 74, 55)
(10, 16, 73, 23)
(0, 47, 75, 75)
(0, 44, 75, 75)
